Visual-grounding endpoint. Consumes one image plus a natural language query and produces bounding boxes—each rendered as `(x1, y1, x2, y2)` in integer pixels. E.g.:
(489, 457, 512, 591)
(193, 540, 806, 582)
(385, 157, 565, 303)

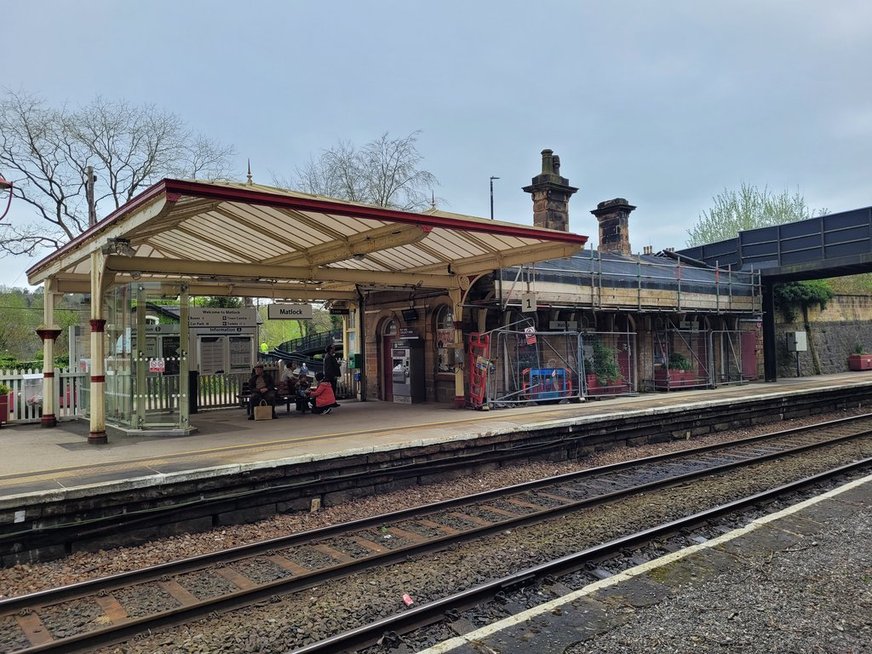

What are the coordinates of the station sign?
(521, 292, 538, 313)
(189, 307, 257, 328)
(329, 307, 350, 316)
(268, 303, 313, 320)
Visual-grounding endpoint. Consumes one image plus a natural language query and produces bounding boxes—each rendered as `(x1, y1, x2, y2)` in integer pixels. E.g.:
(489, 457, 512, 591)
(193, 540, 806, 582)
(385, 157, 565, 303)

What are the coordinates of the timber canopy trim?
(27, 178, 588, 297)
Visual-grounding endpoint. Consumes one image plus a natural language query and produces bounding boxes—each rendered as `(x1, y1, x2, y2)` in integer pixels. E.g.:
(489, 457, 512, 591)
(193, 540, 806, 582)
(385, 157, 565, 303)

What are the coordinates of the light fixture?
(352, 253, 366, 261)
(489, 176, 500, 220)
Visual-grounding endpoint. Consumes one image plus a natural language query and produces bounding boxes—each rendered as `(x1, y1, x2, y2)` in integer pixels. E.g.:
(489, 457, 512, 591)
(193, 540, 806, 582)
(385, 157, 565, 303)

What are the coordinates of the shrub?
(668, 352, 693, 371)
(592, 342, 620, 384)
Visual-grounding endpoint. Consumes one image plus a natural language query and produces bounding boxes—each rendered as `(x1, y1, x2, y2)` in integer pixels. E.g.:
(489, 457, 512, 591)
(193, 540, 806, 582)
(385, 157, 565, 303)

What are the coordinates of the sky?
(2, 0, 872, 288)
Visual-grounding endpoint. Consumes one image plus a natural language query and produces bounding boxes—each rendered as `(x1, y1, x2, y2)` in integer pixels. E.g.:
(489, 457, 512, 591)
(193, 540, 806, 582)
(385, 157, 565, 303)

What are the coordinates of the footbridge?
(678, 205, 872, 381)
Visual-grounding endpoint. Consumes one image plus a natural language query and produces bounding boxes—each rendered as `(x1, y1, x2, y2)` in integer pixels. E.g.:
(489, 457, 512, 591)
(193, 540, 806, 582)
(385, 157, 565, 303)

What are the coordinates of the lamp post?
(489, 176, 500, 220)
(0, 174, 13, 222)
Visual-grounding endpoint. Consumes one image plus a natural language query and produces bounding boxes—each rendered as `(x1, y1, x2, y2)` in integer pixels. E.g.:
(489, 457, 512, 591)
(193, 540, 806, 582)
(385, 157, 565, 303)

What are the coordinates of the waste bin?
(188, 370, 199, 414)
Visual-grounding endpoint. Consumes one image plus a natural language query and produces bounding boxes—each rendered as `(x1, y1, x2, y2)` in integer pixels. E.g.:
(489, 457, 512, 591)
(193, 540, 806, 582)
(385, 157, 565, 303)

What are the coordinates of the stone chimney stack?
(591, 198, 636, 255)
(522, 149, 578, 232)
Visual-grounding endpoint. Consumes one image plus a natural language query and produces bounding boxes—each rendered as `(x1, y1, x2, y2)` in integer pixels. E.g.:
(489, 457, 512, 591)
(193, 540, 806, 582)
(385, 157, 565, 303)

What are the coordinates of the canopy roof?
(27, 179, 588, 299)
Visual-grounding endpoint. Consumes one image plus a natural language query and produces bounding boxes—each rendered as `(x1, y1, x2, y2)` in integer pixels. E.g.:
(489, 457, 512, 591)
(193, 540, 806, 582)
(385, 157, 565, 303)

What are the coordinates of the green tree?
(773, 280, 834, 323)
(686, 183, 827, 246)
(195, 296, 243, 308)
(0, 287, 82, 367)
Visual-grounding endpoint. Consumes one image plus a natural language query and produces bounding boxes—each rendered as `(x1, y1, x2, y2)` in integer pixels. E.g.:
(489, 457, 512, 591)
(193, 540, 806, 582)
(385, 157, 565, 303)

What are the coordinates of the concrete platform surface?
(1, 372, 872, 502)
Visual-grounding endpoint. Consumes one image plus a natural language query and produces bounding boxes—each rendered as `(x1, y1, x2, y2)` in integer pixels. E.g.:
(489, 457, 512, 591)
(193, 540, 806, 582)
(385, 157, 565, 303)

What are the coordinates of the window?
(435, 306, 455, 373)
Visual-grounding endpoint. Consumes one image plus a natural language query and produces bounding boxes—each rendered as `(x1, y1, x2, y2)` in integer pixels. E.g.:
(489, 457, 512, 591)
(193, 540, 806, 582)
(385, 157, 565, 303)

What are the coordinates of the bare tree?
(0, 90, 234, 256)
(282, 131, 438, 211)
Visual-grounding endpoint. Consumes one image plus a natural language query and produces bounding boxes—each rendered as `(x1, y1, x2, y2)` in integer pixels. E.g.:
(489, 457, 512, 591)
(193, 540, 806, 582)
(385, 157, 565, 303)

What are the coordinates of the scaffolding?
(650, 328, 711, 391)
(709, 330, 747, 386)
(473, 319, 583, 408)
(580, 331, 637, 397)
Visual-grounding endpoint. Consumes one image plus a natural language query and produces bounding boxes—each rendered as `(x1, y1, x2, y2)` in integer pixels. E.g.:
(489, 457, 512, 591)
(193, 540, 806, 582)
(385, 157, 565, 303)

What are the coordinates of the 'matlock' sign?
(268, 303, 313, 320)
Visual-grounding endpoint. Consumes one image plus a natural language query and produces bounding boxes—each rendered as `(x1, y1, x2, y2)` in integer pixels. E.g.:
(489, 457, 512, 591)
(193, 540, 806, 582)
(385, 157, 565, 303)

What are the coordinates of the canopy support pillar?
(37, 278, 62, 428)
(89, 252, 109, 444)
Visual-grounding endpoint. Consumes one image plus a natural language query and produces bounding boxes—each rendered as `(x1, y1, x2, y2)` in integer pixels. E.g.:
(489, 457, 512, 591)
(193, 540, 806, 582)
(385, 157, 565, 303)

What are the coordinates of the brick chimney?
(591, 198, 636, 255)
(522, 149, 578, 232)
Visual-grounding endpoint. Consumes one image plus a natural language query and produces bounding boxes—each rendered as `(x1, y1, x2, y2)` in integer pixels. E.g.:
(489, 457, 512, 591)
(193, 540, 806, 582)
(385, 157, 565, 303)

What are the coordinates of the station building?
(25, 151, 760, 441)
(361, 150, 761, 408)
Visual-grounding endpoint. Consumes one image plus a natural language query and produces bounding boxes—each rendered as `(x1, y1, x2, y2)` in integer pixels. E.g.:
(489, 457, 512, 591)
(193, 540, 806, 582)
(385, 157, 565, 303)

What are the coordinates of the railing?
(276, 330, 342, 356)
(196, 372, 247, 409)
(0, 368, 88, 425)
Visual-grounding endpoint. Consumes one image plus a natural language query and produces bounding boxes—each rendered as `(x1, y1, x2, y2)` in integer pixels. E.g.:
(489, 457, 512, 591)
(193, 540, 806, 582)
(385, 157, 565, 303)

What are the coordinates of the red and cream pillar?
(88, 252, 108, 444)
(36, 328, 62, 427)
(37, 279, 62, 427)
(449, 286, 465, 409)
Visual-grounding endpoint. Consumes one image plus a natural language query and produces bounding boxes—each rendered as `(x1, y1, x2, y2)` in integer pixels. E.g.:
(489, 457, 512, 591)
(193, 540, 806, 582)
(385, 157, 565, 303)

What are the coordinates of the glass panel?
(102, 281, 189, 430)
(435, 306, 455, 373)
(105, 284, 134, 426)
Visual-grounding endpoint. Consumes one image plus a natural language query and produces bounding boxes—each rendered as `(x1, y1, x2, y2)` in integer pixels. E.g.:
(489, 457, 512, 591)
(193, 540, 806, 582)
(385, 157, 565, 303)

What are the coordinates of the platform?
(418, 473, 872, 654)
(2, 373, 872, 502)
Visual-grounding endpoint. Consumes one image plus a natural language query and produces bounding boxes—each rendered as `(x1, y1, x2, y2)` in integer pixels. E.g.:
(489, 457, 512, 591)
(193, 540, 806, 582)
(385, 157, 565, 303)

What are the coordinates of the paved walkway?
(1, 373, 872, 502)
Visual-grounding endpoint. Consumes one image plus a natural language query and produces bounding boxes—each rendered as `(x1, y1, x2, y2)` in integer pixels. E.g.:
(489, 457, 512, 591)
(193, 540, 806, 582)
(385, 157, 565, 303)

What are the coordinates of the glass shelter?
(102, 282, 191, 433)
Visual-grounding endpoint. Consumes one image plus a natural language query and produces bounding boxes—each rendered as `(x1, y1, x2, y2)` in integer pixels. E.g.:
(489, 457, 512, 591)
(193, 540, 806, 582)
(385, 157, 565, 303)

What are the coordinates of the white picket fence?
(0, 368, 87, 424)
(0, 365, 353, 425)
(0, 369, 248, 425)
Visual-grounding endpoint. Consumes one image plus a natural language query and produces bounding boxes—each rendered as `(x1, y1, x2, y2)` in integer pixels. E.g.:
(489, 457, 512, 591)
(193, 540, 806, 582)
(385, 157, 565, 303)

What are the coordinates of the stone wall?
(776, 295, 872, 377)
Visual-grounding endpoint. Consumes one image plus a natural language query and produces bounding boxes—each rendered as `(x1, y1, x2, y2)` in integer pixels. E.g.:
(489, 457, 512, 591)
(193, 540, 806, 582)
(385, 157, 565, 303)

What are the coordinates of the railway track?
(2, 413, 872, 653)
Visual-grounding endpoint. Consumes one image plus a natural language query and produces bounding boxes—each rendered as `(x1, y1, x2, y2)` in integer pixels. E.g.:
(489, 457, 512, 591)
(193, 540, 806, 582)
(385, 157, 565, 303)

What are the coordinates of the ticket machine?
(391, 339, 425, 403)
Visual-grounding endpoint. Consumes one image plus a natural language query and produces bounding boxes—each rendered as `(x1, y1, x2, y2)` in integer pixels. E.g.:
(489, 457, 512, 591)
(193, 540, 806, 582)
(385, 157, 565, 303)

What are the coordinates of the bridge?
(678, 205, 872, 381)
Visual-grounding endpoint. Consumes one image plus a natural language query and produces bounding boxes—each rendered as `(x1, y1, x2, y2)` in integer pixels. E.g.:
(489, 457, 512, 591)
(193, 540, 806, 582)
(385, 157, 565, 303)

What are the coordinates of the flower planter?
(654, 369, 697, 390)
(585, 374, 626, 396)
(0, 393, 9, 427)
(848, 354, 872, 371)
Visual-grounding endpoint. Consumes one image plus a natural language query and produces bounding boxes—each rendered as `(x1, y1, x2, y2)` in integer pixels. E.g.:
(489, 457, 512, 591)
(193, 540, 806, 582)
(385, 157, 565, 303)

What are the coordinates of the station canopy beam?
(28, 178, 588, 297)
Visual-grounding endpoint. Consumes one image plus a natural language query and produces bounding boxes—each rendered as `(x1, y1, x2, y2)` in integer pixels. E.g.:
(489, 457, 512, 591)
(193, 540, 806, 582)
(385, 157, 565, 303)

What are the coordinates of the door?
(741, 331, 759, 380)
(380, 319, 399, 401)
(382, 335, 394, 401)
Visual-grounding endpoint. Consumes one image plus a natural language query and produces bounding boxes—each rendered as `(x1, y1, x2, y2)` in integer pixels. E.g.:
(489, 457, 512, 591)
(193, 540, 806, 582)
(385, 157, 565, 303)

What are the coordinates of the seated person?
(308, 372, 340, 415)
(248, 363, 277, 420)
(295, 371, 311, 413)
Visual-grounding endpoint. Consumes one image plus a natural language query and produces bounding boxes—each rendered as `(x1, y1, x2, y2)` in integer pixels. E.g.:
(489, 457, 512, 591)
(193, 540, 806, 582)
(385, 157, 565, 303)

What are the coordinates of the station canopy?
(27, 179, 588, 299)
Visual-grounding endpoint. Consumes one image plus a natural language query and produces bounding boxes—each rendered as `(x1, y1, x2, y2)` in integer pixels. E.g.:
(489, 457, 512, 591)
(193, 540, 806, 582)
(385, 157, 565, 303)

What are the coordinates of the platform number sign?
(521, 292, 537, 313)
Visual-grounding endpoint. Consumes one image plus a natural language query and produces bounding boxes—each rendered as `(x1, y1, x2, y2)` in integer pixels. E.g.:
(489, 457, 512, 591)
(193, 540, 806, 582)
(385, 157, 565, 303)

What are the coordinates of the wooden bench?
(238, 381, 297, 415)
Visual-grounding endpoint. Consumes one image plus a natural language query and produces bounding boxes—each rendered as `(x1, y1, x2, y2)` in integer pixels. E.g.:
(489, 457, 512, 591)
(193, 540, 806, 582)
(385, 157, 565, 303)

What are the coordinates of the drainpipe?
(356, 286, 367, 402)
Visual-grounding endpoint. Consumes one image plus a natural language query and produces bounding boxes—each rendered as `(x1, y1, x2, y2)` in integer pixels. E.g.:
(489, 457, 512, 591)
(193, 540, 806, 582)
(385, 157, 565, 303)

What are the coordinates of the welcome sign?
(268, 303, 313, 320)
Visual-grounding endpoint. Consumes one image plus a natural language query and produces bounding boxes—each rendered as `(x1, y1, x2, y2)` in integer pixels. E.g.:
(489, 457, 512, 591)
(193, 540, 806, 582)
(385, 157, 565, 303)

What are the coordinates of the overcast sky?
(2, 0, 871, 288)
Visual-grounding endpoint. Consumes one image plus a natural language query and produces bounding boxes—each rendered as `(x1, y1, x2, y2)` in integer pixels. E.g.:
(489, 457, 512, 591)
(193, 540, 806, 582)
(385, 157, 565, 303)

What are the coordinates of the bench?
(238, 381, 298, 415)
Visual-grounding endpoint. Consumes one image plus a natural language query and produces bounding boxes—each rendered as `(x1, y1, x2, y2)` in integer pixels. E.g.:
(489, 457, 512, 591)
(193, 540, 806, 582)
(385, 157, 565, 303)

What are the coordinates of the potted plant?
(587, 343, 622, 395)
(0, 382, 11, 427)
(848, 344, 872, 371)
(655, 352, 695, 388)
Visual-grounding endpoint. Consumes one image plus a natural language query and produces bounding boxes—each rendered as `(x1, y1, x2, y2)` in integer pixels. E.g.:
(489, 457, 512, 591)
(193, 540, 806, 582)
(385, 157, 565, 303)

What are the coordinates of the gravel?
(0, 408, 870, 654)
(0, 408, 867, 601)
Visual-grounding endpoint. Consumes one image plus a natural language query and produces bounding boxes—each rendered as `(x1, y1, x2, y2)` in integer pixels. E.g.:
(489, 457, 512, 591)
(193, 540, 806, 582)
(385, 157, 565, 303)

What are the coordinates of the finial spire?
(246, 159, 253, 184)
(430, 191, 436, 209)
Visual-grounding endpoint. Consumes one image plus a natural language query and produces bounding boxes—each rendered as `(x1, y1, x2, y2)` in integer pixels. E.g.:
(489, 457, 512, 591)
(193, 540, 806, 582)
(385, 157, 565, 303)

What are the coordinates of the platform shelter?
(25, 178, 587, 443)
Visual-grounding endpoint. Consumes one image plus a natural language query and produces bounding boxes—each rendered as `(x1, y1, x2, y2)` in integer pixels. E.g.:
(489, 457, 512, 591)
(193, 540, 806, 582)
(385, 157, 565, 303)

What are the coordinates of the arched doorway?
(380, 318, 398, 401)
